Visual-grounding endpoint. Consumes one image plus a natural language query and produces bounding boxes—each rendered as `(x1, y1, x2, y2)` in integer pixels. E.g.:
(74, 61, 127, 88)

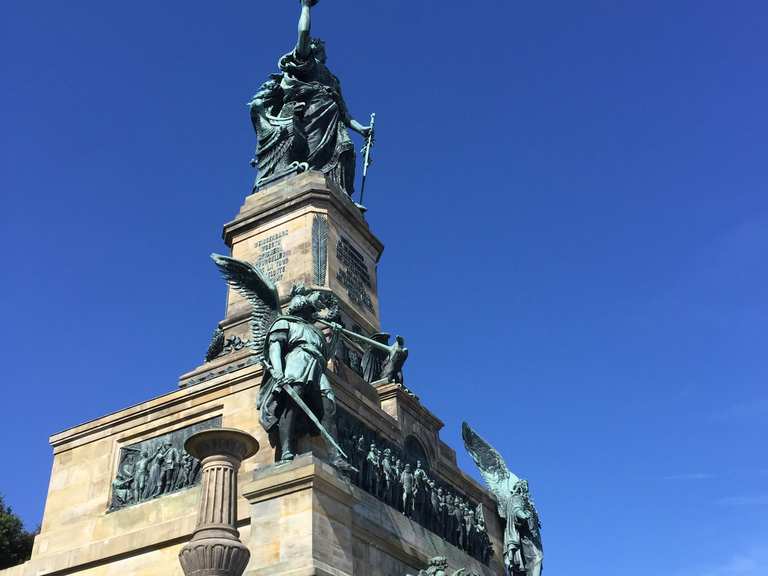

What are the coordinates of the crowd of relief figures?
(337, 412, 494, 564)
(109, 418, 221, 511)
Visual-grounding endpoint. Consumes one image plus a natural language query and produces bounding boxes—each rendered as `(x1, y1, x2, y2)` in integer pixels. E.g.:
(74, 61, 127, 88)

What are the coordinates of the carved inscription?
(336, 237, 373, 312)
(255, 230, 289, 283)
(108, 416, 222, 511)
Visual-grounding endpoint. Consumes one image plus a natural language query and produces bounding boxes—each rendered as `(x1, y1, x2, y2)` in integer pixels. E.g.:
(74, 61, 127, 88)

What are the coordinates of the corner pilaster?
(241, 454, 358, 576)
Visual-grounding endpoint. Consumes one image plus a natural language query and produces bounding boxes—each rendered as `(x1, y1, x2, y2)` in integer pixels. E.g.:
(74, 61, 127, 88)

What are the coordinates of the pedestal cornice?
(223, 171, 384, 259)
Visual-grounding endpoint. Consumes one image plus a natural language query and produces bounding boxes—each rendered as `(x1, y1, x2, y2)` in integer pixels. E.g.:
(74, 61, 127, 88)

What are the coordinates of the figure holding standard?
(249, 0, 374, 194)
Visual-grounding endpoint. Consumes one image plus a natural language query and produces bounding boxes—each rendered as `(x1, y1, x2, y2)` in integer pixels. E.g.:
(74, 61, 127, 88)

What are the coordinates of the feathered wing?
(211, 254, 281, 360)
(462, 421, 519, 518)
(204, 327, 225, 362)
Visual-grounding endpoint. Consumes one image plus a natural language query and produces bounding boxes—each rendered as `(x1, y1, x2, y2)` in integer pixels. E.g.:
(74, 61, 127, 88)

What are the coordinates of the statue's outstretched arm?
(295, 0, 315, 60)
(348, 118, 371, 136)
(337, 87, 373, 138)
(268, 340, 285, 380)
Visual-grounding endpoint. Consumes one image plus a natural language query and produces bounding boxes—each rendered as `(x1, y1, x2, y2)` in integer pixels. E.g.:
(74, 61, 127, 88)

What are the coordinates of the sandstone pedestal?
(241, 454, 500, 576)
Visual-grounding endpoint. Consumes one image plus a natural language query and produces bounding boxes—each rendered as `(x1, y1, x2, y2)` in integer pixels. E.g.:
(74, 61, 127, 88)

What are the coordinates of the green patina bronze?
(462, 422, 544, 576)
(249, 0, 373, 195)
(405, 556, 480, 576)
(211, 254, 355, 472)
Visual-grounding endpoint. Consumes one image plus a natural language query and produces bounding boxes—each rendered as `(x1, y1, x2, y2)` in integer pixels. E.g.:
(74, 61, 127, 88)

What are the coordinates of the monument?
(0, 2, 542, 575)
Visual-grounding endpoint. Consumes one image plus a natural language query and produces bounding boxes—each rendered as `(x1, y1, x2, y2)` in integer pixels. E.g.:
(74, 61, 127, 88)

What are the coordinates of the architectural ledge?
(374, 381, 445, 432)
(223, 171, 384, 258)
(242, 453, 356, 507)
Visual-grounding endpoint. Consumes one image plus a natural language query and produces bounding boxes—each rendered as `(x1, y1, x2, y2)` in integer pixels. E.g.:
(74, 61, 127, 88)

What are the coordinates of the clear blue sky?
(1, 1, 767, 574)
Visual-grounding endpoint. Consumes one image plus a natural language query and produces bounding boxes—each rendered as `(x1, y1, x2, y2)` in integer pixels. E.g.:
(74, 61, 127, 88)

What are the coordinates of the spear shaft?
(358, 112, 376, 206)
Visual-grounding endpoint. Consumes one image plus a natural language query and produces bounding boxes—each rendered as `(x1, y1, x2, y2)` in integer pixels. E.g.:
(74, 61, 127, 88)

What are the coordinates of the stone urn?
(178, 428, 259, 576)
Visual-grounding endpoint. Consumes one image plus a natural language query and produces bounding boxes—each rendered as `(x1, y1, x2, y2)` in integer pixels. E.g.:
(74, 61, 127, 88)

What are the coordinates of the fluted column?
(179, 428, 259, 576)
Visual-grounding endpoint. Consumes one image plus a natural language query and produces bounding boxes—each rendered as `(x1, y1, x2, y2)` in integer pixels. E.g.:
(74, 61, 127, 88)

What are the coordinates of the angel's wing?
(204, 327, 225, 362)
(211, 254, 281, 359)
(462, 421, 519, 518)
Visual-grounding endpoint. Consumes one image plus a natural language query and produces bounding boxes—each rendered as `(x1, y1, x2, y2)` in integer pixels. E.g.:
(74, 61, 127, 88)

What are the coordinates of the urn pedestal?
(178, 429, 259, 576)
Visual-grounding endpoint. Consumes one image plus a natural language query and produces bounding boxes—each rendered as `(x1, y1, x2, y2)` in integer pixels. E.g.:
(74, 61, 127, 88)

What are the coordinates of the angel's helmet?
(310, 37, 327, 63)
(288, 285, 340, 321)
(286, 284, 314, 317)
(512, 479, 530, 495)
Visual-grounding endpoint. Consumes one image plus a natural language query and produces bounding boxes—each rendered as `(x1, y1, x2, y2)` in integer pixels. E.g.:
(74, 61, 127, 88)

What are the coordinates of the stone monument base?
(242, 454, 497, 576)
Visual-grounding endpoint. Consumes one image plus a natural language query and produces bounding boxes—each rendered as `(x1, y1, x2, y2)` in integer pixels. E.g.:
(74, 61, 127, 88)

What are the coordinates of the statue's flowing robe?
(257, 316, 330, 436)
(503, 494, 544, 576)
(361, 344, 387, 383)
(278, 50, 356, 194)
(250, 100, 303, 188)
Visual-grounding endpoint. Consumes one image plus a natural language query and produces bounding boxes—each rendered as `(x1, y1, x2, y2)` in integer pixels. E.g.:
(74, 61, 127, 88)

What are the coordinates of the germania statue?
(249, 0, 374, 194)
(462, 422, 543, 576)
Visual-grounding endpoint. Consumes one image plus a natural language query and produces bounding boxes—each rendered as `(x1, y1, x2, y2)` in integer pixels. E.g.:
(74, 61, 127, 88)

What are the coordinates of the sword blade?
(281, 383, 347, 459)
(359, 112, 375, 205)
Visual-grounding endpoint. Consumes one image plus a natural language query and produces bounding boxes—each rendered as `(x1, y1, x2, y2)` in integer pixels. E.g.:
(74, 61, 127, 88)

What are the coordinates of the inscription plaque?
(336, 237, 374, 312)
(254, 230, 289, 283)
(108, 416, 222, 511)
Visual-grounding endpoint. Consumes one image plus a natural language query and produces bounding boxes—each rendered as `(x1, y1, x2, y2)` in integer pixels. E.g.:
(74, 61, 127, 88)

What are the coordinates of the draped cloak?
(277, 50, 356, 194)
(257, 316, 331, 436)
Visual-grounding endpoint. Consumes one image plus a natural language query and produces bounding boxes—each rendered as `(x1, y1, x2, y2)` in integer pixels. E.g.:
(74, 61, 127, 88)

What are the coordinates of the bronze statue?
(158, 441, 179, 495)
(212, 254, 354, 471)
(405, 556, 479, 576)
(360, 332, 390, 383)
(462, 422, 543, 576)
(249, 0, 373, 194)
(400, 463, 415, 516)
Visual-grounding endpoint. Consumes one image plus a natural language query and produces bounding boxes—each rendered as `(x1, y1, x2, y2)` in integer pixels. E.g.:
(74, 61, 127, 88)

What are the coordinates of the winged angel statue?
(462, 423, 543, 576)
(211, 253, 354, 472)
